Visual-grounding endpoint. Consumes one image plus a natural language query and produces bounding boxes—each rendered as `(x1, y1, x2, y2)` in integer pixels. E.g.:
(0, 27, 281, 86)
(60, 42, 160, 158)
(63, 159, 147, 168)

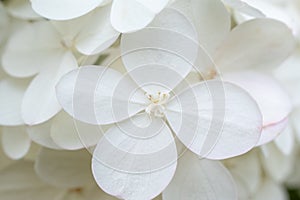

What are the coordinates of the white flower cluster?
(0, 0, 299, 199)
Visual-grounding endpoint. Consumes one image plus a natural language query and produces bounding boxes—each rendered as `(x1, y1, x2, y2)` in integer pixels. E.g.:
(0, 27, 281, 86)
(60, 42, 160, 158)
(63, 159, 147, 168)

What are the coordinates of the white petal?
(225, 151, 261, 199)
(35, 148, 93, 188)
(22, 51, 77, 125)
(171, 0, 231, 54)
(27, 119, 62, 149)
(260, 143, 294, 182)
(1, 126, 31, 160)
(215, 18, 295, 71)
(92, 114, 177, 199)
(163, 151, 236, 200)
(256, 118, 289, 146)
(75, 6, 120, 55)
(111, 0, 169, 32)
(56, 65, 145, 125)
(223, 71, 292, 144)
(166, 80, 262, 159)
(0, 78, 29, 126)
(6, 0, 42, 20)
(253, 178, 288, 200)
(274, 49, 300, 107)
(31, 0, 104, 20)
(2, 21, 63, 77)
(50, 111, 103, 150)
(121, 7, 198, 87)
(222, 0, 265, 17)
(274, 123, 294, 155)
(0, 161, 64, 200)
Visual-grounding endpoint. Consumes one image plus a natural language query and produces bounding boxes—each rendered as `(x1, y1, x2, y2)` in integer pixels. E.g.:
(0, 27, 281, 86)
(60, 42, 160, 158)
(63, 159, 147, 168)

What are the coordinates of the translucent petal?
(35, 148, 93, 188)
(31, 0, 104, 20)
(121, 7, 198, 86)
(22, 51, 77, 125)
(2, 126, 30, 160)
(171, 0, 231, 54)
(223, 71, 291, 144)
(92, 113, 177, 199)
(215, 18, 295, 71)
(56, 65, 146, 125)
(166, 80, 262, 159)
(111, 0, 169, 32)
(163, 151, 236, 200)
(256, 118, 289, 146)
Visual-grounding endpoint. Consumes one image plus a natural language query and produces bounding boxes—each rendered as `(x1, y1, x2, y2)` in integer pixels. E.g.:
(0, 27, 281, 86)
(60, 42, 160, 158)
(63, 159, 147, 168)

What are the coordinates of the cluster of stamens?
(145, 92, 170, 117)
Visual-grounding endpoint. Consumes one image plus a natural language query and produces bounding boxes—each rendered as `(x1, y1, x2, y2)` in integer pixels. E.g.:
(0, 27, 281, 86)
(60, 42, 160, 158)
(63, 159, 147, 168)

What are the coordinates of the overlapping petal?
(223, 71, 292, 145)
(172, 0, 231, 54)
(163, 151, 236, 200)
(214, 18, 295, 71)
(92, 113, 177, 199)
(166, 80, 262, 159)
(111, 0, 169, 32)
(56, 65, 146, 125)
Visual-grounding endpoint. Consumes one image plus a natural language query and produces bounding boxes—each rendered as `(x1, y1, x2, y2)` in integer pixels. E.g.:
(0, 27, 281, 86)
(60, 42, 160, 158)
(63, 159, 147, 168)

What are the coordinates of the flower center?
(145, 92, 170, 117)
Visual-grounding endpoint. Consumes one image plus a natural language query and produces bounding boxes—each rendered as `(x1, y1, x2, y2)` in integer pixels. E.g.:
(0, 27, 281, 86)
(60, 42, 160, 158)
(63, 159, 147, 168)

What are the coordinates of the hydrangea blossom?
(56, 5, 263, 199)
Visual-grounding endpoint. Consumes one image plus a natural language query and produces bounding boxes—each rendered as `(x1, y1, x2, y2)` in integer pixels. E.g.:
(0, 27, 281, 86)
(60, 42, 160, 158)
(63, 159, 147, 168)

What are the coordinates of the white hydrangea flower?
(30, 0, 170, 32)
(2, 5, 119, 125)
(56, 5, 263, 199)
